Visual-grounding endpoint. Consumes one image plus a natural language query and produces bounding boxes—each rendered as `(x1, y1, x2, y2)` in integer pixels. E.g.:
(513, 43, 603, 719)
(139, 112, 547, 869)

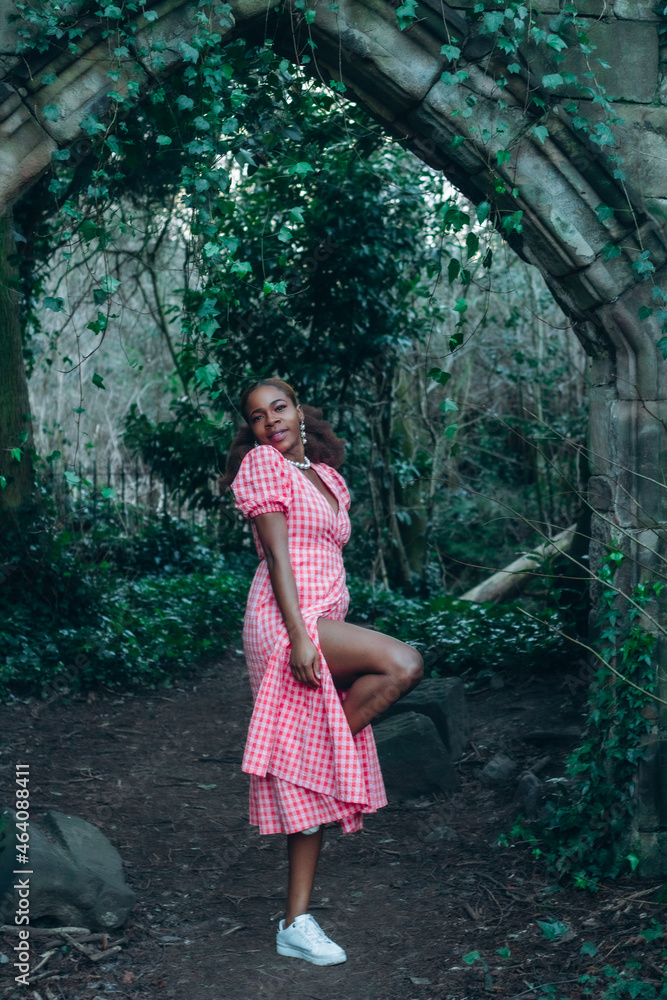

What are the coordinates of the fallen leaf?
(409, 977, 431, 984)
(122, 972, 135, 984)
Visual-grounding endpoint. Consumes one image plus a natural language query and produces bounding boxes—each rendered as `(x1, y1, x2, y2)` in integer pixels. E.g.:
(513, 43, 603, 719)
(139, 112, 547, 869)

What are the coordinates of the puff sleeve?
(231, 446, 293, 520)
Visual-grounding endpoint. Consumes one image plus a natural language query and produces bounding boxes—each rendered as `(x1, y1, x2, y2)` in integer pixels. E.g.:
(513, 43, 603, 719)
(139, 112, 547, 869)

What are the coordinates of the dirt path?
(1, 654, 665, 1000)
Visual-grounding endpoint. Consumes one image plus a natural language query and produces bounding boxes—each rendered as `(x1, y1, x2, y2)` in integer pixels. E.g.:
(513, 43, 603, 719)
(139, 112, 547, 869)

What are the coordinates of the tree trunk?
(0, 210, 34, 514)
(459, 526, 576, 604)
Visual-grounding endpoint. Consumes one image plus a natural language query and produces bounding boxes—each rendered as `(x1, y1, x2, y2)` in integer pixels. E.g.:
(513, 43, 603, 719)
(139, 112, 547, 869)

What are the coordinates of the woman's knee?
(388, 644, 423, 693)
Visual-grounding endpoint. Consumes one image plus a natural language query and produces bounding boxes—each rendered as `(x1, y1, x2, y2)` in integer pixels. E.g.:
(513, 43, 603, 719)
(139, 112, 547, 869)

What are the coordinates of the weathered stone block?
(373, 712, 460, 799)
(522, 18, 659, 104)
(376, 677, 469, 759)
(0, 809, 136, 930)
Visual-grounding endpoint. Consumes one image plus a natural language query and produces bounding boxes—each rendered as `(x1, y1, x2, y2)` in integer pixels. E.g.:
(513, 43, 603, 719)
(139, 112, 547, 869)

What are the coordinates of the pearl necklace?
(284, 455, 311, 470)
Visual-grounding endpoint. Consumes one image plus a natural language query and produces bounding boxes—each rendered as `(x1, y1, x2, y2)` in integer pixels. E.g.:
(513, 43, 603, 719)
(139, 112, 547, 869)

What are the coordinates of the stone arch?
(1, 0, 666, 870)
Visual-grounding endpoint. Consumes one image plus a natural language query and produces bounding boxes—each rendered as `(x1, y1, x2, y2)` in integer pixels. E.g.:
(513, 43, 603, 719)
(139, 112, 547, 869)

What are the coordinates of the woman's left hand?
(289, 632, 321, 688)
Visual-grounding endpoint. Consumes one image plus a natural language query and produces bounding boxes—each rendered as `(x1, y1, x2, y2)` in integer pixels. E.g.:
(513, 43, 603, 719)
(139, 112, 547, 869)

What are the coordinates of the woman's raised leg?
(317, 618, 423, 736)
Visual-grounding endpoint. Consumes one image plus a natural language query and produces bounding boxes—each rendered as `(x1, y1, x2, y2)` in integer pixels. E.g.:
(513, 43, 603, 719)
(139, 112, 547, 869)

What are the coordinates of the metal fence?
(44, 456, 222, 535)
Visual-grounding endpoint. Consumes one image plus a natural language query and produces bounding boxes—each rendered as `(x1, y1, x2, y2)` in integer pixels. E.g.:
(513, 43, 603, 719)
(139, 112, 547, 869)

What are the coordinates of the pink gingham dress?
(231, 444, 387, 835)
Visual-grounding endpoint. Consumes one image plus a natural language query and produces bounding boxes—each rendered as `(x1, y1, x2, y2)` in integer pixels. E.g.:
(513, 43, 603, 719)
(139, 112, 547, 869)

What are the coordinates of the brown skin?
(244, 386, 424, 929)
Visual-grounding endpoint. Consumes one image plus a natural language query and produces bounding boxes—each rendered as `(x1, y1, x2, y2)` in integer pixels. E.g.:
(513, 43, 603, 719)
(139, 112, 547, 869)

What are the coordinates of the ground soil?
(0, 653, 665, 1000)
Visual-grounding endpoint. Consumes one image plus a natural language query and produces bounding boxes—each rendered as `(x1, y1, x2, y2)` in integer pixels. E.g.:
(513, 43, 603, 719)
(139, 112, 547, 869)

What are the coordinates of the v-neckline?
(298, 464, 339, 518)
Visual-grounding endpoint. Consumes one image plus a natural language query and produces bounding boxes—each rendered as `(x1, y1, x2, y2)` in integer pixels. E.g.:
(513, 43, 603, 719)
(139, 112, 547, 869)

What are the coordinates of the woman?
(222, 378, 423, 966)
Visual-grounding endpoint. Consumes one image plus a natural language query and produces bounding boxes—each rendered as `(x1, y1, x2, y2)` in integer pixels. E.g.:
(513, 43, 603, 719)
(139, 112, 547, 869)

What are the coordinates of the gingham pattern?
(232, 445, 387, 836)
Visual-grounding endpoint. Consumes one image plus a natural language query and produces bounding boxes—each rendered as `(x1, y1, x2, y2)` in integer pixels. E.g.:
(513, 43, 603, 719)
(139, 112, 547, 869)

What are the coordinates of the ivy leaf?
(277, 225, 292, 243)
(602, 242, 622, 261)
(495, 149, 512, 165)
(100, 486, 116, 499)
(476, 201, 491, 224)
(179, 40, 200, 63)
(537, 919, 569, 941)
(440, 398, 458, 413)
(440, 71, 460, 86)
(496, 947, 511, 959)
(395, 0, 418, 30)
(92, 372, 106, 390)
(451, 135, 465, 150)
(546, 33, 568, 53)
(580, 941, 598, 957)
(633, 251, 655, 278)
(483, 10, 504, 31)
(87, 312, 108, 335)
(507, 62, 521, 74)
(0, 476, 7, 490)
(287, 161, 315, 176)
(230, 260, 252, 276)
(427, 367, 451, 386)
(289, 207, 305, 224)
(43, 104, 60, 122)
(10, 448, 22, 463)
(144, 8, 158, 20)
(542, 73, 564, 89)
(101, 275, 121, 294)
(466, 232, 479, 258)
(454, 297, 468, 314)
(176, 94, 194, 111)
(462, 951, 480, 965)
(447, 257, 460, 284)
(531, 125, 549, 144)
(41, 73, 57, 85)
(80, 114, 106, 135)
(638, 306, 653, 321)
(595, 204, 614, 222)
(156, 134, 173, 146)
(44, 296, 65, 312)
(64, 470, 81, 487)
(444, 423, 458, 440)
(440, 44, 461, 61)
(195, 363, 221, 389)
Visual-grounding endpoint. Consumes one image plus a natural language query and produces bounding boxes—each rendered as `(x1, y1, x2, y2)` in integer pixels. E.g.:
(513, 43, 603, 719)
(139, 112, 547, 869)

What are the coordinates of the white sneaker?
(276, 913, 347, 966)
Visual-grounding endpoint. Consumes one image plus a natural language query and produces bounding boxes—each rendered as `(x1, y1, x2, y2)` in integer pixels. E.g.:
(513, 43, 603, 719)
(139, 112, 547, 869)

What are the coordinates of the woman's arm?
(253, 511, 321, 689)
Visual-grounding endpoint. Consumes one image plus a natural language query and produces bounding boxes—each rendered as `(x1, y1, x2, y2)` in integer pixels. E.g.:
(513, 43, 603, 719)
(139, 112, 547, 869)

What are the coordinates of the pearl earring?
(300, 421, 307, 445)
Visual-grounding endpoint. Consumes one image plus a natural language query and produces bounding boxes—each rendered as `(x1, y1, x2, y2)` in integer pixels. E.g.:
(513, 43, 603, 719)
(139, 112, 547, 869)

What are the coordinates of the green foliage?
(510, 553, 662, 879)
(0, 516, 249, 698)
(347, 578, 566, 675)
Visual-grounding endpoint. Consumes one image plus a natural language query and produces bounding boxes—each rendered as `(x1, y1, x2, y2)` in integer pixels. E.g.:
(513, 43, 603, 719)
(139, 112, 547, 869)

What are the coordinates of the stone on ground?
(376, 677, 469, 759)
(372, 712, 460, 800)
(480, 753, 518, 785)
(0, 809, 135, 929)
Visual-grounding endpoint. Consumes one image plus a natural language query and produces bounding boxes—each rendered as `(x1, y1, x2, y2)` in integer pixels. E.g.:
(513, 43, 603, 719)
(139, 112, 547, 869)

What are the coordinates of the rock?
(421, 824, 458, 844)
(0, 809, 136, 930)
(373, 712, 460, 800)
(376, 677, 470, 759)
(513, 771, 544, 818)
(480, 753, 518, 786)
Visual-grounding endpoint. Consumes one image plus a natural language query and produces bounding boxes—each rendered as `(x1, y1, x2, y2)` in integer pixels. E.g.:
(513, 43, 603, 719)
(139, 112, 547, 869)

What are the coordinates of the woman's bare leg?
(285, 827, 324, 926)
(317, 618, 423, 736)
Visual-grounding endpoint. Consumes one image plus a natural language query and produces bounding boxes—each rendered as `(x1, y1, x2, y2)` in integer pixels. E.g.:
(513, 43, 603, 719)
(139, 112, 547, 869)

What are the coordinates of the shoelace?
(297, 915, 331, 945)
